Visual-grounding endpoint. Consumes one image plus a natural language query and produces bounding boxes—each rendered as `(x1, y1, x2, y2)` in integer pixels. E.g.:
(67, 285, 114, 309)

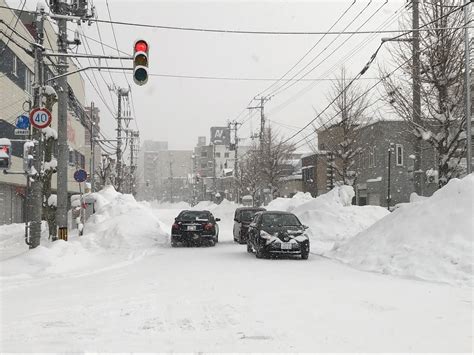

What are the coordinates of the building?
(192, 131, 251, 202)
(351, 120, 437, 207)
(0, 2, 93, 224)
(304, 120, 439, 207)
(139, 140, 193, 202)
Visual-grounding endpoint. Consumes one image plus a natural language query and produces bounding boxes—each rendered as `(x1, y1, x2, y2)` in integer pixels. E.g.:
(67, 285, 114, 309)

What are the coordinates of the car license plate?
(281, 242, 292, 250)
(187, 225, 196, 231)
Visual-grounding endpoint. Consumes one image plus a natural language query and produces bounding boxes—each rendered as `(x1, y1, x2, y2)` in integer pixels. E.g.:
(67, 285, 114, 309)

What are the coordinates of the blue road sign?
(16, 115, 30, 129)
(74, 169, 88, 183)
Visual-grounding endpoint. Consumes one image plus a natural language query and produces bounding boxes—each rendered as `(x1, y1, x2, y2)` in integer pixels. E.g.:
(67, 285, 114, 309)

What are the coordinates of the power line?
(266, 1, 410, 117)
(0, 0, 26, 56)
(104, 0, 139, 132)
(256, 0, 358, 98)
(268, 0, 389, 99)
(0, 4, 470, 36)
(105, 70, 379, 82)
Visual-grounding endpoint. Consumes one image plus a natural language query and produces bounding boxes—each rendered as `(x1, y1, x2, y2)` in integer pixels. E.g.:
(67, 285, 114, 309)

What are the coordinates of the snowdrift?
(86, 186, 168, 250)
(0, 186, 168, 278)
(267, 187, 389, 253)
(330, 175, 474, 287)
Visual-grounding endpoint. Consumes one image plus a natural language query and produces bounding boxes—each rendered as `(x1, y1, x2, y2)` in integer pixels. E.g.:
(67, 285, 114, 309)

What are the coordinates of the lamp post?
(387, 143, 395, 210)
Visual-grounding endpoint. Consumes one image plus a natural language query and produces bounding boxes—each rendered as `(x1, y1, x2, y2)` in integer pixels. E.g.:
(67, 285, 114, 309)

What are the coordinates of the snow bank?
(0, 186, 168, 279)
(330, 175, 474, 286)
(267, 186, 389, 253)
(86, 186, 168, 250)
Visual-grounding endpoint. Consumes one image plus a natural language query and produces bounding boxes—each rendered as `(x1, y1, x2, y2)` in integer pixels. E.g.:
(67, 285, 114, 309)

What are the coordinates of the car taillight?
(172, 223, 179, 230)
(204, 223, 213, 231)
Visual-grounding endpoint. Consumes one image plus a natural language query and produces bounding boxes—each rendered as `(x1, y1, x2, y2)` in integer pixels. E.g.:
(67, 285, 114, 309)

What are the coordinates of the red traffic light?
(134, 40, 148, 53)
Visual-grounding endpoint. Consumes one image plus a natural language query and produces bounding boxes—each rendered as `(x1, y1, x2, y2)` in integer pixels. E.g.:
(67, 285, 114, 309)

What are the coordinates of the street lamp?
(387, 143, 395, 210)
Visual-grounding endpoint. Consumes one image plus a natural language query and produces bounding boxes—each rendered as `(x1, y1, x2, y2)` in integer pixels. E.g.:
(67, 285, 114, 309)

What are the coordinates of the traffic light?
(0, 139, 12, 170)
(23, 141, 35, 174)
(133, 39, 149, 86)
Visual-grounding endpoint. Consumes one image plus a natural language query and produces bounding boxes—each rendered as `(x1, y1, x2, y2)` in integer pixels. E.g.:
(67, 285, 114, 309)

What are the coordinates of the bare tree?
(318, 67, 371, 186)
(260, 127, 296, 195)
(381, 0, 467, 186)
(239, 141, 262, 203)
(239, 127, 295, 204)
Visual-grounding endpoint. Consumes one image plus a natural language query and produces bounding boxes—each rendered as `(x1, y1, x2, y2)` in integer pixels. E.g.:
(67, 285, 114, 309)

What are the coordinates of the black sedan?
(171, 210, 220, 247)
(247, 211, 310, 259)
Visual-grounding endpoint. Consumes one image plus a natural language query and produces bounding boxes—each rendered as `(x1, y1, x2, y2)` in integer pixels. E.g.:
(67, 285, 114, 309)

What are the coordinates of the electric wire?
(267, 0, 388, 99)
(255, 0, 358, 98)
(0, 0, 26, 56)
(267, 1, 410, 117)
(104, 0, 139, 132)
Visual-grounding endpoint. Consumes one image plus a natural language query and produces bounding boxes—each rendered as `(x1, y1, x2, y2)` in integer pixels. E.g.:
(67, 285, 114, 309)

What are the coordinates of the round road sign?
(74, 169, 88, 183)
(29, 107, 52, 129)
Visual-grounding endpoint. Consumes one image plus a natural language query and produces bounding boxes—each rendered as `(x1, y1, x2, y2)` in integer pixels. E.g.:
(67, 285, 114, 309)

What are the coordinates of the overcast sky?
(8, 0, 406, 151)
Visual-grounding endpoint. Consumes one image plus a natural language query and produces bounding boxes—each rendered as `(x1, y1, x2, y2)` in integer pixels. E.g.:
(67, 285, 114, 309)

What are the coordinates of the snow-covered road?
(1, 209, 471, 352)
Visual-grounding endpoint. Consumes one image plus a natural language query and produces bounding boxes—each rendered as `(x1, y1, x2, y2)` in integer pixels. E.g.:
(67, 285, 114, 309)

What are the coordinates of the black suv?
(247, 211, 310, 259)
(233, 207, 266, 244)
(171, 210, 220, 247)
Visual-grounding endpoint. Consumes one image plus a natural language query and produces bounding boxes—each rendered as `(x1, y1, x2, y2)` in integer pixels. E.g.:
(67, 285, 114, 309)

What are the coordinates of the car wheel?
(209, 239, 216, 247)
(255, 246, 266, 259)
(301, 242, 310, 260)
(171, 238, 178, 248)
(247, 241, 253, 253)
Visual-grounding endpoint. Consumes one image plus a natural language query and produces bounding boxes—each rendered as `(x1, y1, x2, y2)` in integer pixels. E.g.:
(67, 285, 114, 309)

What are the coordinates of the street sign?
(15, 115, 30, 129)
(14, 129, 29, 136)
(29, 107, 52, 129)
(74, 169, 88, 183)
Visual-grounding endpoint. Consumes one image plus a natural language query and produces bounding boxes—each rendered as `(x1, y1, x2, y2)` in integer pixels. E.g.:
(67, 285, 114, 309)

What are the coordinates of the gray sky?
(9, 0, 405, 151)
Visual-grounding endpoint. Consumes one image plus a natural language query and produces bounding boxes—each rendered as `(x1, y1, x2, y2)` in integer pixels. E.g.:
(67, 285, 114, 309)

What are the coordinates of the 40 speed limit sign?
(29, 107, 52, 129)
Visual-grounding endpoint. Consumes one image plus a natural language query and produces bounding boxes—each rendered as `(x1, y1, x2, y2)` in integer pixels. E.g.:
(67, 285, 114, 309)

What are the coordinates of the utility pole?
(212, 143, 217, 199)
(412, 0, 423, 196)
(464, 0, 472, 174)
(29, 5, 45, 249)
(115, 87, 129, 192)
(169, 160, 173, 202)
(229, 120, 241, 203)
(248, 96, 270, 149)
(90, 101, 96, 192)
(53, 0, 71, 241)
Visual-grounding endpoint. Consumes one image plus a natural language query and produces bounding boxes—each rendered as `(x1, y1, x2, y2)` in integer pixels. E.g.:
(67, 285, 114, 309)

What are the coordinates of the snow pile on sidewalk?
(330, 175, 474, 286)
(0, 187, 168, 278)
(267, 186, 389, 253)
(86, 186, 168, 250)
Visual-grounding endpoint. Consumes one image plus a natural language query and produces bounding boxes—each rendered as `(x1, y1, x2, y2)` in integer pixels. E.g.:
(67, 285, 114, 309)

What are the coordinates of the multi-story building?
(0, 3, 93, 224)
(139, 140, 193, 202)
(302, 120, 439, 207)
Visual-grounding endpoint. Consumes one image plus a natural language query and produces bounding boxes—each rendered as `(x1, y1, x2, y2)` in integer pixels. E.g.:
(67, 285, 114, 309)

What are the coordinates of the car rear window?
(240, 210, 260, 221)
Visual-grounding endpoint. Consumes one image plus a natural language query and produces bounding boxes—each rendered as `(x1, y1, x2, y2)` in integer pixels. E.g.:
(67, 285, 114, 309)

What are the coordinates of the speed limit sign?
(29, 107, 52, 129)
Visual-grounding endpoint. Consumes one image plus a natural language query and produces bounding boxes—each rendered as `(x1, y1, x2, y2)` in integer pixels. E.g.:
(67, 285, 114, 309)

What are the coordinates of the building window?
(215, 152, 221, 158)
(201, 151, 207, 157)
(224, 152, 229, 158)
(25, 69, 32, 96)
(12, 56, 18, 76)
(369, 147, 376, 167)
(200, 162, 207, 169)
(68, 150, 75, 166)
(396, 144, 403, 166)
